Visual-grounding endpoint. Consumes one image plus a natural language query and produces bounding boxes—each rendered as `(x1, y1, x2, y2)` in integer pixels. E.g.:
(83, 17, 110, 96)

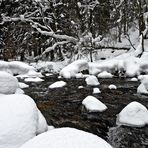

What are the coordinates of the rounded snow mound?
(137, 75, 148, 94)
(20, 127, 113, 148)
(49, 81, 67, 89)
(82, 96, 107, 112)
(108, 84, 117, 90)
(0, 94, 48, 148)
(0, 71, 19, 94)
(117, 101, 148, 127)
(85, 75, 100, 86)
(60, 60, 88, 78)
(98, 71, 113, 78)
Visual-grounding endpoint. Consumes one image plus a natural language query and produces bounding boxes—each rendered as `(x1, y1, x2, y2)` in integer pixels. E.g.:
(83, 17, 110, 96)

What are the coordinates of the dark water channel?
(23, 74, 148, 148)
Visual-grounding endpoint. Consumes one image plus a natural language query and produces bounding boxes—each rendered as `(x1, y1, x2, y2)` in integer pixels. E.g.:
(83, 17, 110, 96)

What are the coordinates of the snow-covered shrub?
(117, 101, 148, 127)
(0, 71, 19, 94)
(20, 127, 112, 148)
(60, 60, 88, 78)
(0, 94, 48, 148)
(82, 96, 107, 112)
(85, 75, 100, 86)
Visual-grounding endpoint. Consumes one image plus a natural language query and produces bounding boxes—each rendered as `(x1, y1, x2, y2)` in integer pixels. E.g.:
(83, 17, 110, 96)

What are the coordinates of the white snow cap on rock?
(108, 84, 117, 90)
(85, 75, 100, 86)
(98, 71, 113, 78)
(82, 96, 107, 112)
(137, 75, 148, 94)
(20, 127, 113, 148)
(49, 81, 67, 89)
(130, 77, 138, 81)
(93, 88, 101, 94)
(24, 77, 44, 82)
(0, 71, 19, 94)
(117, 101, 148, 127)
(19, 82, 29, 89)
(0, 94, 48, 148)
(60, 60, 88, 78)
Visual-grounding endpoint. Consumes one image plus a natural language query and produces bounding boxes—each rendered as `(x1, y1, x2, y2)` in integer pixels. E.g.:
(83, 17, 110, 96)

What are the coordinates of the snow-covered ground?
(60, 60, 88, 78)
(0, 61, 34, 75)
(20, 127, 112, 148)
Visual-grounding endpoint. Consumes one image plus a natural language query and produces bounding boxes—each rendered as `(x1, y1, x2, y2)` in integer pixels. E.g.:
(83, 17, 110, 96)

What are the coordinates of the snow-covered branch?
(34, 41, 69, 60)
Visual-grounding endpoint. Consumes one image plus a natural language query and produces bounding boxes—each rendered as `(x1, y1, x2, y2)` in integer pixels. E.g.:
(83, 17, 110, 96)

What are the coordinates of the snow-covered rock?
(47, 126, 55, 131)
(137, 83, 148, 94)
(24, 77, 44, 82)
(82, 96, 107, 112)
(15, 88, 24, 94)
(60, 60, 88, 78)
(93, 88, 101, 94)
(130, 77, 138, 81)
(108, 84, 117, 90)
(78, 86, 84, 89)
(0, 71, 19, 94)
(75, 73, 84, 78)
(20, 127, 113, 148)
(0, 94, 48, 148)
(85, 75, 100, 86)
(137, 75, 148, 94)
(19, 82, 29, 89)
(98, 71, 113, 78)
(49, 81, 67, 89)
(117, 101, 148, 127)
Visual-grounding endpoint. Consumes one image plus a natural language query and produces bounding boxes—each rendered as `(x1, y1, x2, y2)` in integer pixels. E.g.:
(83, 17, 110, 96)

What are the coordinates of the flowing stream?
(22, 74, 148, 148)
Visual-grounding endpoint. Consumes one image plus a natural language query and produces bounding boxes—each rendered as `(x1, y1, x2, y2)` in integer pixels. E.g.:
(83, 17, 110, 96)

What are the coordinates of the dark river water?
(22, 74, 148, 148)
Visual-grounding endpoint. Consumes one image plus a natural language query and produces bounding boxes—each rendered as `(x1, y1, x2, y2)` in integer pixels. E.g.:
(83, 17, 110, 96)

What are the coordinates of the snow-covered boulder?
(19, 82, 29, 89)
(108, 84, 117, 90)
(60, 60, 88, 78)
(20, 127, 113, 148)
(82, 96, 107, 112)
(85, 75, 100, 86)
(0, 94, 48, 148)
(24, 77, 44, 82)
(137, 83, 148, 94)
(0, 71, 19, 94)
(117, 101, 148, 127)
(98, 71, 113, 78)
(130, 77, 138, 81)
(49, 81, 67, 89)
(93, 88, 101, 94)
(137, 75, 148, 94)
(15, 88, 24, 94)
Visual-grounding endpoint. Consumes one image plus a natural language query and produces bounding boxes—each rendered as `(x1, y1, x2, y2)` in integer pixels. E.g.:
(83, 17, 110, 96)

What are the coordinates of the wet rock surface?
(23, 75, 148, 148)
